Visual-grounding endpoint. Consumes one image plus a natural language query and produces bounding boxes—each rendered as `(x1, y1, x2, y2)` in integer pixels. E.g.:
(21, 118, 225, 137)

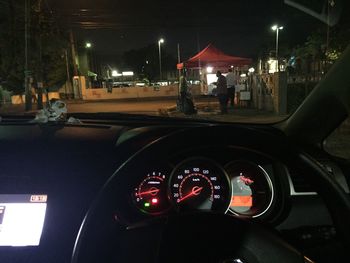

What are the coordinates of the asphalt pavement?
(0, 97, 287, 124)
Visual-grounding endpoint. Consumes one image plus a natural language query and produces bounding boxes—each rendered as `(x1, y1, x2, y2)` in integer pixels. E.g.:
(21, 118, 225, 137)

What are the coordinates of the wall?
(250, 72, 287, 114)
(10, 85, 202, 104)
(272, 72, 287, 115)
(81, 84, 201, 100)
(11, 92, 60, 105)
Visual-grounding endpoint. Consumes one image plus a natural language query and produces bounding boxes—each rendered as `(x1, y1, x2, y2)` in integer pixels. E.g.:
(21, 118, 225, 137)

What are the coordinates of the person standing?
(215, 71, 228, 114)
(226, 68, 237, 108)
(31, 84, 37, 104)
(179, 69, 189, 111)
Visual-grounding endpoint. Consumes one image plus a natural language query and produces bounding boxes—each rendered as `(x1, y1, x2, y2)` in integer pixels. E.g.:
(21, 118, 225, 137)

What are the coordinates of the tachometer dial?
(225, 161, 274, 218)
(133, 172, 170, 214)
(170, 158, 231, 212)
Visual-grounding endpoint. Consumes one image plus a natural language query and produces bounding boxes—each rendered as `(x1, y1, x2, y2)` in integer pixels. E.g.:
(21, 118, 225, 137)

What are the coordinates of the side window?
(324, 118, 350, 160)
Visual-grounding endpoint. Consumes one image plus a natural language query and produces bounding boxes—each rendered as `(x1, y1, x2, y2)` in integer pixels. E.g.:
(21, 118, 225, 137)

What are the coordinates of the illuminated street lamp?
(271, 25, 283, 71)
(85, 42, 94, 74)
(158, 38, 165, 80)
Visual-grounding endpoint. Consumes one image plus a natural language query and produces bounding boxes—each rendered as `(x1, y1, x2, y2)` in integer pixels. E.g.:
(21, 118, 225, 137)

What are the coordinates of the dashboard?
(0, 121, 348, 263)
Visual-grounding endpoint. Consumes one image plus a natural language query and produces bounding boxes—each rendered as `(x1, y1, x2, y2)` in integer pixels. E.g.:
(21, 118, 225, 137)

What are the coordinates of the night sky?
(48, 0, 337, 66)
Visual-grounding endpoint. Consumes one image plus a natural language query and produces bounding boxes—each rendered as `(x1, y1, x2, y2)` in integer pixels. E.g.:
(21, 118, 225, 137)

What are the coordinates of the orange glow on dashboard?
(230, 195, 253, 207)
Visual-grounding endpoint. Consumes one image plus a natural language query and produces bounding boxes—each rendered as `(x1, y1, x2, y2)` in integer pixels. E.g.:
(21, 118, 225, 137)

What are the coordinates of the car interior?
(0, 1, 350, 263)
(0, 44, 349, 263)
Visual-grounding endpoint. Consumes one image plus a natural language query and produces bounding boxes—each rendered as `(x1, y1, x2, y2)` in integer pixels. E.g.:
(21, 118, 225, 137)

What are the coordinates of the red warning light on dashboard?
(151, 198, 158, 204)
(230, 196, 252, 207)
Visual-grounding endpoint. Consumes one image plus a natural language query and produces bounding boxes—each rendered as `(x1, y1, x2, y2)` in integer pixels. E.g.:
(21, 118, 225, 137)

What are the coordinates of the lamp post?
(158, 38, 164, 80)
(85, 42, 92, 48)
(271, 25, 283, 71)
(85, 42, 93, 74)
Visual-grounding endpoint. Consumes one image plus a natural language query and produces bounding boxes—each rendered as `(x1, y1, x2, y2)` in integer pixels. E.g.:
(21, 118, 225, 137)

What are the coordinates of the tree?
(292, 19, 350, 74)
(0, 0, 70, 95)
(0, 0, 24, 94)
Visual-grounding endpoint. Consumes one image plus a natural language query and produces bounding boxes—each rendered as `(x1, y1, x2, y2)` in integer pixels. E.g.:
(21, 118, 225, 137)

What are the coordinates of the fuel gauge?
(133, 171, 170, 215)
(225, 161, 274, 218)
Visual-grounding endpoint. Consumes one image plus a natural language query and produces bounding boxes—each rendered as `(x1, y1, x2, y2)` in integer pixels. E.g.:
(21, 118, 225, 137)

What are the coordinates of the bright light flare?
(111, 70, 119, 77)
(271, 25, 283, 31)
(206, 66, 213, 73)
(122, 71, 134, 76)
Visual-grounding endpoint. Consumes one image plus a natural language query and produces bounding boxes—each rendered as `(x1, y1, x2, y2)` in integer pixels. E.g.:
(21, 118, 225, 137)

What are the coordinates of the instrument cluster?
(132, 157, 275, 219)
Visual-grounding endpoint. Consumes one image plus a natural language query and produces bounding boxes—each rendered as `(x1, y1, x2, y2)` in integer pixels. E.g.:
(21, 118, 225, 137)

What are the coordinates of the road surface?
(66, 98, 181, 114)
(0, 97, 286, 123)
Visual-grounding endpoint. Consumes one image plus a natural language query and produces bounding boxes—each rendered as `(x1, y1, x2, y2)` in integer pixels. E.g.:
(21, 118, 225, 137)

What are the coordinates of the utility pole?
(37, 32, 43, 109)
(177, 43, 181, 74)
(196, 32, 201, 76)
(326, 5, 330, 52)
(24, 0, 32, 111)
(177, 43, 181, 98)
(275, 27, 279, 70)
(37, 0, 43, 109)
(69, 29, 78, 76)
(64, 49, 70, 98)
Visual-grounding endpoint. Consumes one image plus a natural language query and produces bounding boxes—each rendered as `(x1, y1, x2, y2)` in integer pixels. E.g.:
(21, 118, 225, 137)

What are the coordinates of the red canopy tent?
(177, 44, 252, 70)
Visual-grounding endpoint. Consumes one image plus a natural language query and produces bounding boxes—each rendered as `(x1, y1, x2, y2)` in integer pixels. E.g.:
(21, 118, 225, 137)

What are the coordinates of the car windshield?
(0, 0, 348, 123)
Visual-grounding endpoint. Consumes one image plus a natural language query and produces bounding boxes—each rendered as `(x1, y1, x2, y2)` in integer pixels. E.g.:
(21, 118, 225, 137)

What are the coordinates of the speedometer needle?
(177, 186, 203, 203)
(137, 188, 160, 197)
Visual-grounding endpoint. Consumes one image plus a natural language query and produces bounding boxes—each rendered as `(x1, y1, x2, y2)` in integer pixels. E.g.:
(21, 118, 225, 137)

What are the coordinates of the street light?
(158, 38, 165, 80)
(85, 42, 94, 74)
(271, 25, 283, 71)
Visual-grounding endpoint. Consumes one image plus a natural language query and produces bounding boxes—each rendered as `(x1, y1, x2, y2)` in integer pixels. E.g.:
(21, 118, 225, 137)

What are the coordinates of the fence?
(287, 73, 323, 84)
(253, 73, 321, 114)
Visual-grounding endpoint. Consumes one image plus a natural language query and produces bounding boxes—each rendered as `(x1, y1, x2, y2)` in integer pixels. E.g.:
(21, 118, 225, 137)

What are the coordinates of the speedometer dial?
(169, 158, 231, 212)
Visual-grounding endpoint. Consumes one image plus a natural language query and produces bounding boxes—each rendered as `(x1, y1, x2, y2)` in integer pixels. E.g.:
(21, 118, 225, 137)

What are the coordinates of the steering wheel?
(71, 125, 350, 263)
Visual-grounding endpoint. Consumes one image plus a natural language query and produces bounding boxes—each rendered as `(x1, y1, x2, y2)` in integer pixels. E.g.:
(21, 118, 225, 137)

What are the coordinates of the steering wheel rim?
(72, 125, 350, 263)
